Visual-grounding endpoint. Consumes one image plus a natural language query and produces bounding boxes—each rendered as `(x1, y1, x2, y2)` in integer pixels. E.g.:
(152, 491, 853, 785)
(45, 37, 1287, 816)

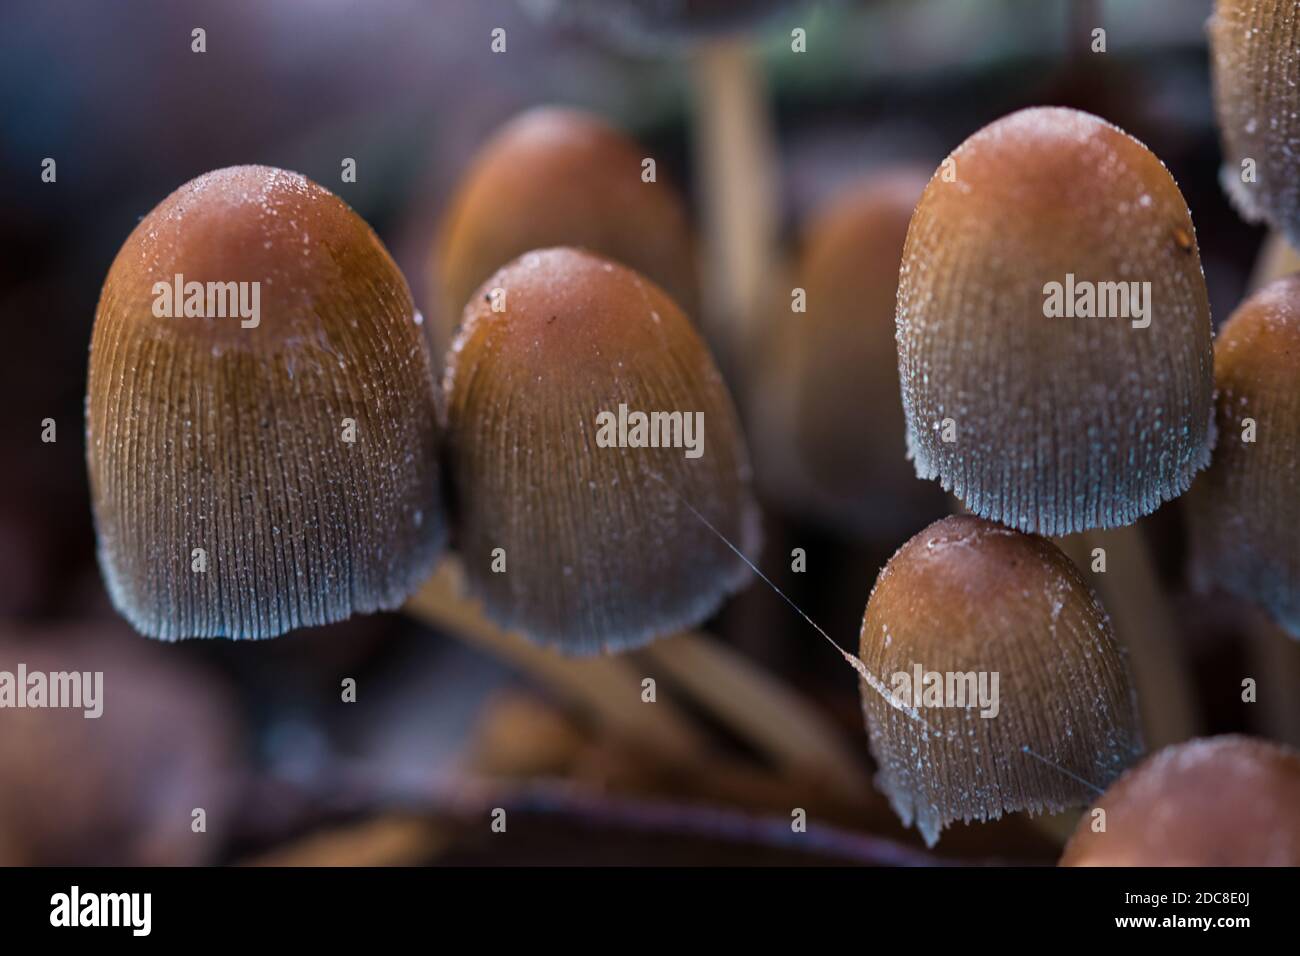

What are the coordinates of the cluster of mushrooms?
(81, 0, 1300, 864)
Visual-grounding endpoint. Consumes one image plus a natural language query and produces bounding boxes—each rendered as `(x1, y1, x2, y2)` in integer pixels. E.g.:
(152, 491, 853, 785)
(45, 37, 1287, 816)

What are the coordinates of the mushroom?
(1185, 275, 1300, 743)
(87, 165, 445, 640)
(1061, 735, 1300, 866)
(1209, 0, 1300, 248)
(0, 621, 242, 864)
(1186, 275, 1300, 639)
(753, 167, 947, 539)
(858, 514, 1142, 847)
(431, 107, 698, 363)
(442, 247, 759, 653)
(897, 106, 1214, 533)
(896, 106, 1212, 747)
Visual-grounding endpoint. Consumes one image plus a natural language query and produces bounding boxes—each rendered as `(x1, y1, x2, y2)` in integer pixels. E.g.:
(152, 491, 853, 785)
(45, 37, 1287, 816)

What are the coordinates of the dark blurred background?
(0, 0, 1265, 866)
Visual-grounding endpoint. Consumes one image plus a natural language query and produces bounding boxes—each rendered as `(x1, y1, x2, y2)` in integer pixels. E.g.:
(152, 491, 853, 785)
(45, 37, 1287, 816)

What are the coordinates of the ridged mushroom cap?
(859, 514, 1142, 846)
(1186, 275, 1300, 637)
(432, 107, 697, 362)
(87, 165, 445, 640)
(443, 247, 758, 654)
(1209, 0, 1300, 245)
(897, 107, 1215, 535)
(1061, 735, 1300, 865)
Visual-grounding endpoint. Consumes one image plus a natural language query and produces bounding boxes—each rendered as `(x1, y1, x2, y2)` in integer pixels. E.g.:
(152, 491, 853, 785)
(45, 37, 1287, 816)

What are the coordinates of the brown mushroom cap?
(1209, 0, 1300, 245)
(897, 107, 1215, 535)
(778, 168, 947, 536)
(1061, 735, 1300, 866)
(1185, 275, 1300, 637)
(859, 514, 1142, 846)
(431, 107, 698, 362)
(443, 247, 758, 654)
(87, 165, 445, 640)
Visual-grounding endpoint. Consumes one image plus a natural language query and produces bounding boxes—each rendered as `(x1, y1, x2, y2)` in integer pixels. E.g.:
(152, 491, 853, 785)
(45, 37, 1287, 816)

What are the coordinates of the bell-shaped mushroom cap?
(859, 514, 1142, 847)
(1186, 275, 1300, 638)
(897, 107, 1215, 535)
(443, 247, 758, 654)
(771, 168, 947, 536)
(87, 165, 445, 640)
(1061, 735, 1300, 866)
(1209, 0, 1300, 246)
(431, 107, 698, 361)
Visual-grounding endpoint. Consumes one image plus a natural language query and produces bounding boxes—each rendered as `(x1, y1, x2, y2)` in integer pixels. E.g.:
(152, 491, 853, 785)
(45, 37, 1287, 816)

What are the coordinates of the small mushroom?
(1209, 0, 1300, 246)
(755, 168, 946, 537)
(432, 107, 698, 362)
(442, 247, 758, 653)
(897, 106, 1215, 535)
(87, 165, 445, 640)
(1061, 735, 1300, 866)
(858, 514, 1142, 847)
(1186, 275, 1300, 638)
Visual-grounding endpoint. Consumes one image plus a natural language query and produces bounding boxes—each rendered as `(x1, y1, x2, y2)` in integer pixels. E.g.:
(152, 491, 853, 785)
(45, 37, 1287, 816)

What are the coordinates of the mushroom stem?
(641, 635, 870, 796)
(407, 558, 869, 799)
(1244, 608, 1300, 747)
(1028, 809, 1084, 847)
(1248, 231, 1300, 292)
(1069, 526, 1200, 749)
(406, 559, 706, 765)
(690, 37, 780, 378)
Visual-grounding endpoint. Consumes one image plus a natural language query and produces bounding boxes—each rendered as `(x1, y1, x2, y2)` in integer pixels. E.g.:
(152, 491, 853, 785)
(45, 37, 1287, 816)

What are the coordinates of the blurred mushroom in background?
(0, 621, 244, 865)
(751, 166, 947, 540)
(431, 107, 699, 365)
